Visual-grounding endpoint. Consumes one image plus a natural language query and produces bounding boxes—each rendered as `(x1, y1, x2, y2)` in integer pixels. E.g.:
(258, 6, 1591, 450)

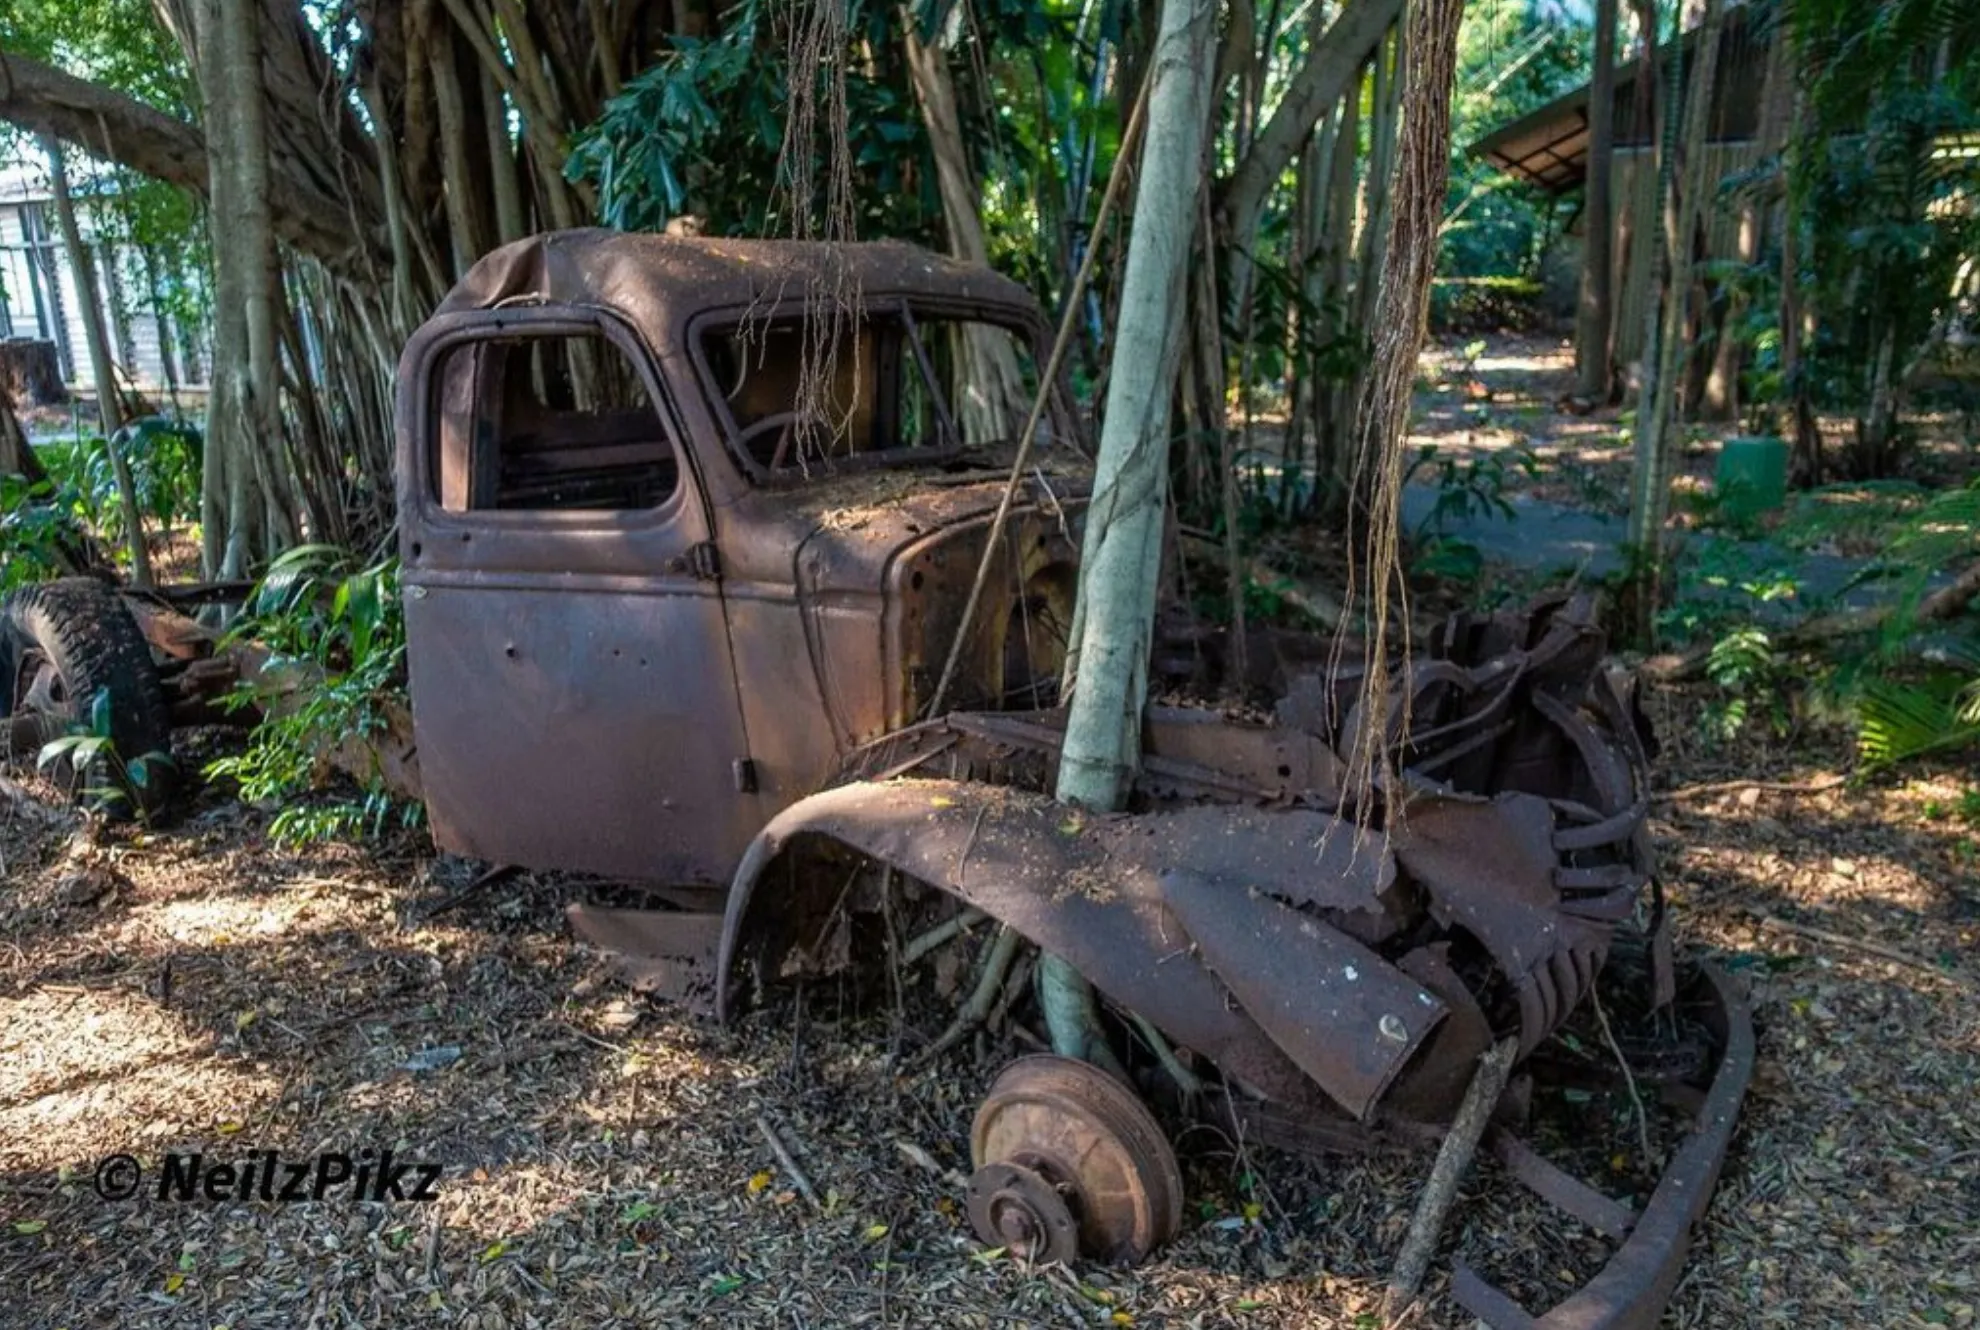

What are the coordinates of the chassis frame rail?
(1452, 963, 1754, 1329)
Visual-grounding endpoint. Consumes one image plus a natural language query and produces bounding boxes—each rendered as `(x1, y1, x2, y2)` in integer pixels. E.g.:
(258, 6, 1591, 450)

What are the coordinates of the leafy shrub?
(36, 688, 174, 821)
(0, 473, 85, 591)
(205, 545, 421, 846)
(1427, 278, 1544, 336)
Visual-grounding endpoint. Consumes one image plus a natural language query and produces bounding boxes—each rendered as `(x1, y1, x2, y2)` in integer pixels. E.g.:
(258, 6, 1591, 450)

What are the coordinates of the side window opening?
(699, 311, 1045, 476)
(432, 329, 680, 512)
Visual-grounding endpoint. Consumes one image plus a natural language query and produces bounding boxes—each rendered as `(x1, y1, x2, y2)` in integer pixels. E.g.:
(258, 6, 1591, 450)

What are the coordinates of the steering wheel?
(735, 410, 828, 470)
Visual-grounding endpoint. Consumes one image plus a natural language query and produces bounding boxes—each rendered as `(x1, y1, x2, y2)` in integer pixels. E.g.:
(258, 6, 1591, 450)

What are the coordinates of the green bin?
(1715, 435, 1789, 521)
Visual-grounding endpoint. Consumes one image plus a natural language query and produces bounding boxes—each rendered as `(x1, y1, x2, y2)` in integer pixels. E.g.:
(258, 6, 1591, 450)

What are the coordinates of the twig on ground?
(1657, 774, 1848, 803)
(555, 1019, 630, 1055)
(1591, 986, 1654, 1165)
(421, 1206, 443, 1282)
(404, 864, 519, 923)
(1751, 909, 1962, 982)
(956, 806, 988, 885)
(756, 1114, 821, 1211)
(1383, 1038, 1518, 1326)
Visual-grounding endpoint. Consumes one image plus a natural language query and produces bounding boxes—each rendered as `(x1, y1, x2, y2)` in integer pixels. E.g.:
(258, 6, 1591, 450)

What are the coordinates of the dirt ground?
(2, 685, 1976, 1330)
(1407, 333, 1980, 517)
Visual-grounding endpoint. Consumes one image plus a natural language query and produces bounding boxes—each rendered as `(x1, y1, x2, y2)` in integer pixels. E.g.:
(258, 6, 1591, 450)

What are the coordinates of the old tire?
(0, 578, 175, 817)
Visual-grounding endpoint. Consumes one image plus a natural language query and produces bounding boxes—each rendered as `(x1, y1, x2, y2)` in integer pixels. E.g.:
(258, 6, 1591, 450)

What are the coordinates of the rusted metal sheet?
(567, 903, 725, 1014)
(1392, 790, 1614, 1056)
(1159, 871, 1446, 1122)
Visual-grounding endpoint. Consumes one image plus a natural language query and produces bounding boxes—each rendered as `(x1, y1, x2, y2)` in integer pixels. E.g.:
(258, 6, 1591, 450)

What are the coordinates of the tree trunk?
(1217, 0, 1405, 251)
(1574, 0, 1618, 400)
(1314, 64, 1364, 511)
(1626, 0, 1723, 645)
(1048, 0, 1215, 1067)
(1702, 16, 1792, 421)
(42, 137, 153, 588)
(1779, 74, 1820, 482)
(0, 47, 371, 270)
(1611, 0, 1662, 405)
(1058, 0, 1216, 809)
(0, 387, 47, 487)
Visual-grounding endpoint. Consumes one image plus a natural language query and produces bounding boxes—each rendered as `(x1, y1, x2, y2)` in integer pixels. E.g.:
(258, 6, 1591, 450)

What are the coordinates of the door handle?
(666, 542, 722, 581)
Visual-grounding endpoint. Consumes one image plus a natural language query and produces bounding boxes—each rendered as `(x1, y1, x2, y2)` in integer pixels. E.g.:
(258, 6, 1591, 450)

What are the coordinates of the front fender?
(716, 778, 1472, 1121)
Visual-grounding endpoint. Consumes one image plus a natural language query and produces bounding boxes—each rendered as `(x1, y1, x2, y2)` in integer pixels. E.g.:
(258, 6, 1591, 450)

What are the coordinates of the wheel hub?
(965, 1160, 1078, 1264)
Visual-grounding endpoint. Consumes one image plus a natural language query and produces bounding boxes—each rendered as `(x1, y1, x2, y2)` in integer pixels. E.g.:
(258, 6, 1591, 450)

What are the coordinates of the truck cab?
(394, 230, 1087, 883)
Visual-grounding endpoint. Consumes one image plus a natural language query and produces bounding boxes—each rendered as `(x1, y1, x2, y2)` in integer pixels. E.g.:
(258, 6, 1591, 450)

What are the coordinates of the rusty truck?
(0, 230, 1752, 1328)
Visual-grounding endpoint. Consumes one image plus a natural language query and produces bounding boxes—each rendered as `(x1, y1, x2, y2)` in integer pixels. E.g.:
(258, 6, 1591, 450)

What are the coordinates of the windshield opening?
(698, 307, 1051, 478)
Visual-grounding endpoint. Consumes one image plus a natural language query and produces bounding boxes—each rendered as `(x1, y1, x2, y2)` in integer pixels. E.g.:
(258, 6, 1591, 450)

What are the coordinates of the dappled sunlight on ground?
(4, 680, 1979, 1326)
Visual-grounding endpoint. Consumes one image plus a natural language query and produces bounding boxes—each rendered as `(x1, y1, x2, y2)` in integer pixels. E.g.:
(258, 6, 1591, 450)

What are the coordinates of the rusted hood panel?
(783, 472, 1080, 594)
(768, 474, 1085, 733)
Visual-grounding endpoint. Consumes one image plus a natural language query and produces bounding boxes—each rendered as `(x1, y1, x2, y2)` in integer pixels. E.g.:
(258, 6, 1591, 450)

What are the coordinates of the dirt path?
(2, 699, 1976, 1328)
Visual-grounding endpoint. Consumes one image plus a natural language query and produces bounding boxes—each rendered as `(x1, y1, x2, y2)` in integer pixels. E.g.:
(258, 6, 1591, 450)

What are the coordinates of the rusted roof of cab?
(434, 229, 1040, 336)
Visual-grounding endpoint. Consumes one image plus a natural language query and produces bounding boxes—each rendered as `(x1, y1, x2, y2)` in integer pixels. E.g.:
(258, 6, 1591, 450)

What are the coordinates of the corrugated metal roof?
(1467, 3, 1772, 193)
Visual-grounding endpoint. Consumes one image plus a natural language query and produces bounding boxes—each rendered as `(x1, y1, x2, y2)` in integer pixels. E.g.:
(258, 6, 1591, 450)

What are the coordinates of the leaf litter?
(1, 693, 1976, 1327)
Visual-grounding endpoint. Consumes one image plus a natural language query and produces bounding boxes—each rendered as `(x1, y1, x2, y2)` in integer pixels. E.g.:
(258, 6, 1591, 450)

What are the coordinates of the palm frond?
(1856, 673, 1980, 769)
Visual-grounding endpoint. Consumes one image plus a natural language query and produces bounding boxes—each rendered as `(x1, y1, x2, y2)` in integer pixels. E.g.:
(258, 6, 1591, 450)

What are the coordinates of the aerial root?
(1132, 1012, 1203, 1108)
(910, 924, 1021, 1067)
(1037, 953, 1127, 1081)
(900, 907, 987, 966)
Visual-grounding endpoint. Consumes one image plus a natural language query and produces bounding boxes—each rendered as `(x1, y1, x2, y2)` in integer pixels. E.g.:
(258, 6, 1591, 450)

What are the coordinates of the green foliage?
(204, 546, 420, 846)
(1701, 625, 1791, 741)
(1855, 664, 1980, 770)
(1404, 441, 1539, 536)
(1397, 442, 1541, 587)
(1442, 0, 1591, 280)
(567, 0, 939, 240)
(1781, 0, 1980, 466)
(1845, 477, 1980, 768)
(55, 419, 201, 548)
(1, 420, 197, 584)
(0, 474, 82, 591)
(35, 687, 173, 820)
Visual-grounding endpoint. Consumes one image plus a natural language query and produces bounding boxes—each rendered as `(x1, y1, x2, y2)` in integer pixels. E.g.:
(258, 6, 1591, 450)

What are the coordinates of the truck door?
(399, 307, 761, 883)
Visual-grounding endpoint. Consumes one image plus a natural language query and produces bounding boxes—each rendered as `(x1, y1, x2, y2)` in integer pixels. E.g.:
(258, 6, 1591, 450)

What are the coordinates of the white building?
(0, 163, 208, 395)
